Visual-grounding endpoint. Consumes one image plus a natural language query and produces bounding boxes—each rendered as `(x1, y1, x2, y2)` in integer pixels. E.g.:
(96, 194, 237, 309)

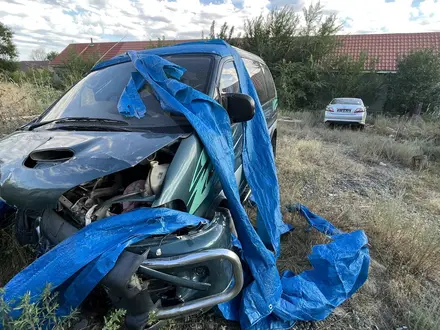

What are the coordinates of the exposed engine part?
(85, 205, 97, 226)
(57, 159, 170, 228)
(148, 161, 169, 195)
(92, 193, 156, 221)
(123, 180, 149, 213)
(137, 267, 211, 291)
(91, 173, 123, 200)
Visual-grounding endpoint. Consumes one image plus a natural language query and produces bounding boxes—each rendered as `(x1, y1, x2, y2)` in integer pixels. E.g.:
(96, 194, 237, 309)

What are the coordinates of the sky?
(1, 0, 440, 60)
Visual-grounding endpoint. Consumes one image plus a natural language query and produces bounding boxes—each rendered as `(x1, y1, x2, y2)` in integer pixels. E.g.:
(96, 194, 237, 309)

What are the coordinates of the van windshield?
(40, 55, 213, 130)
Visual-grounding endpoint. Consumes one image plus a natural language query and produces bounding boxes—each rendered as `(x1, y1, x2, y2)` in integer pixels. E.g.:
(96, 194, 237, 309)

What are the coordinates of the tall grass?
(0, 73, 62, 135)
(276, 116, 440, 329)
(281, 109, 440, 169)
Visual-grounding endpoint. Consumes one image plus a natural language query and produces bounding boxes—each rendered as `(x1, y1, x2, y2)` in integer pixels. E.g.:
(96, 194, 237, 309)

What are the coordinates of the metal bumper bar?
(139, 248, 243, 319)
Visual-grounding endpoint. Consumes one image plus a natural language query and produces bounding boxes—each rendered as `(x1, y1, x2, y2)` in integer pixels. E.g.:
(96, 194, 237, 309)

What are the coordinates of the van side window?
(261, 63, 276, 100)
(243, 58, 269, 104)
(220, 61, 240, 94)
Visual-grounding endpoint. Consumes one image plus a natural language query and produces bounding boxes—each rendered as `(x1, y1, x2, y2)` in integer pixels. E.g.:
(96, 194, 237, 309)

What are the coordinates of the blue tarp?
(3, 209, 205, 317)
(2, 40, 369, 329)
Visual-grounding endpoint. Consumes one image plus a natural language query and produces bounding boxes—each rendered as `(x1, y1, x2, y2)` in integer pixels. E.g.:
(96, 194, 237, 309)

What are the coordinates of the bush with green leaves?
(0, 285, 78, 330)
(0, 23, 18, 73)
(0, 284, 130, 330)
(102, 309, 126, 330)
(56, 50, 101, 89)
(387, 49, 440, 115)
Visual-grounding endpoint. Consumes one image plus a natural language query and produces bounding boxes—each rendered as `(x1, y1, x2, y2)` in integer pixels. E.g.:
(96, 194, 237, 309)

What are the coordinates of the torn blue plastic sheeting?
(3, 208, 204, 316)
(218, 205, 369, 328)
(117, 72, 147, 118)
(276, 205, 369, 323)
(3, 40, 370, 330)
(294, 204, 343, 236)
(122, 49, 289, 327)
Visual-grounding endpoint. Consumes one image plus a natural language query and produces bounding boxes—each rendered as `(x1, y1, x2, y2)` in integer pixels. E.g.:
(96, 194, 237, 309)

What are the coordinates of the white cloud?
(312, 0, 440, 34)
(1, 0, 440, 60)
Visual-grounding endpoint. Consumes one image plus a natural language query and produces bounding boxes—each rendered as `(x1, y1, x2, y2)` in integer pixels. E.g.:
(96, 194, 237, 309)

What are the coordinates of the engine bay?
(56, 143, 180, 230)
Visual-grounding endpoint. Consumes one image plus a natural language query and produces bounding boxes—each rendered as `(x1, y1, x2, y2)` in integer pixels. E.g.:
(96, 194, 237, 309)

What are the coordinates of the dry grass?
(0, 78, 61, 135)
(275, 114, 440, 330)
(282, 110, 440, 168)
(0, 225, 34, 287)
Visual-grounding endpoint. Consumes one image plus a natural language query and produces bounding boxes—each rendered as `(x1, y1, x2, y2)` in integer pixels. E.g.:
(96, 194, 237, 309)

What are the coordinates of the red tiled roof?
(334, 32, 440, 72)
(51, 32, 440, 72)
(50, 40, 195, 66)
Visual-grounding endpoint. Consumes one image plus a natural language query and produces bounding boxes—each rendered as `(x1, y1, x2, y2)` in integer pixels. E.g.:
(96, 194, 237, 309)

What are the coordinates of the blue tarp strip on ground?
(2, 40, 369, 330)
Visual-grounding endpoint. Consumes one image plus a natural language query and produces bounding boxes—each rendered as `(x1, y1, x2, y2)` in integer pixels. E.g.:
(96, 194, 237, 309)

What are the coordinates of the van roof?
(92, 40, 266, 71)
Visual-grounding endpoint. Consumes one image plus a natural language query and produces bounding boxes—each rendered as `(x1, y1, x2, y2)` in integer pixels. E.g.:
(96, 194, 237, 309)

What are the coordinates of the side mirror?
(366, 105, 369, 110)
(222, 93, 255, 123)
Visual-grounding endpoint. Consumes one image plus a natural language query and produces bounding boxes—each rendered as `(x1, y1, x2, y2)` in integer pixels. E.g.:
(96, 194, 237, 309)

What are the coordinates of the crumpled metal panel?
(0, 130, 182, 209)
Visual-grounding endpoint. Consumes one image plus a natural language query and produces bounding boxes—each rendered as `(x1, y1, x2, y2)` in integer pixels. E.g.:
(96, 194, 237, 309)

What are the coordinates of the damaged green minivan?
(0, 43, 278, 329)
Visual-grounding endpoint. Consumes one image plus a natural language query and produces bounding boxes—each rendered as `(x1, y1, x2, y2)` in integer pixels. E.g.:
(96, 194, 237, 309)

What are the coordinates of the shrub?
(103, 309, 126, 330)
(56, 50, 100, 89)
(388, 49, 440, 115)
(0, 285, 79, 330)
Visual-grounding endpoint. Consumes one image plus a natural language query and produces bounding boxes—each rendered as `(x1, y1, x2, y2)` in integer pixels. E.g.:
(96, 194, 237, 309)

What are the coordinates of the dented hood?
(0, 130, 183, 209)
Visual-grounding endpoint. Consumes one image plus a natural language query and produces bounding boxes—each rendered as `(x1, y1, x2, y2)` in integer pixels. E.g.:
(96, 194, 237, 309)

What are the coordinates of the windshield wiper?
(48, 125, 132, 132)
(27, 117, 129, 131)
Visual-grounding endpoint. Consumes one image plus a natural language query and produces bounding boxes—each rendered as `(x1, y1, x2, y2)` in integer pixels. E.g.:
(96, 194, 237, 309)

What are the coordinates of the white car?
(324, 98, 367, 127)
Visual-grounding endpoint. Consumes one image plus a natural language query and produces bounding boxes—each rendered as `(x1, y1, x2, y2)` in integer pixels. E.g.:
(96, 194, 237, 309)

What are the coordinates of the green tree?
(0, 22, 18, 72)
(58, 50, 100, 87)
(389, 49, 440, 115)
(46, 51, 59, 61)
(245, 2, 342, 109)
(156, 35, 166, 48)
(209, 2, 381, 111)
(326, 53, 382, 104)
(207, 20, 237, 43)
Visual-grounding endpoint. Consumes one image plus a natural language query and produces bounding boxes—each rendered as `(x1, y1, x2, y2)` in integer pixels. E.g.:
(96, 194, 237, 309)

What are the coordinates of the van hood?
(0, 130, 184, 209)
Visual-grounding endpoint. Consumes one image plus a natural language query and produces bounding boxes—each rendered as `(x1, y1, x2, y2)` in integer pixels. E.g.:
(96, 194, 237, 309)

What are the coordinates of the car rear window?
(331, 98, 363, 105)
